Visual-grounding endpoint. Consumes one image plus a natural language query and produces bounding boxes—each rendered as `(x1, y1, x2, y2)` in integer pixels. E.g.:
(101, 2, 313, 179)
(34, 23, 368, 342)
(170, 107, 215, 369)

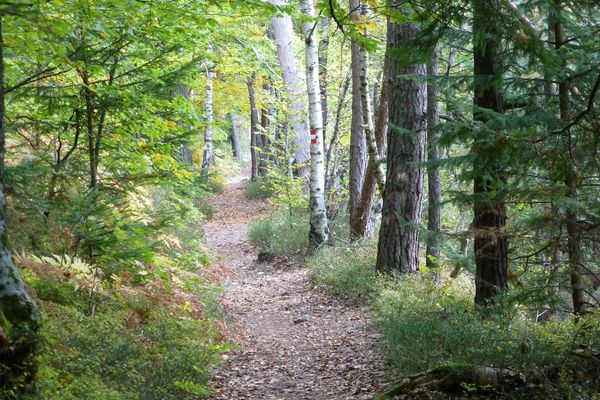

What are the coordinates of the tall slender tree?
(201, 45, 215, 176)
(301, 0, 329, 246)
(270, 0, 310, 176)
(426, 48, 442, 278)
(472, 0, 508, 304)
(348, 0, 368, 238)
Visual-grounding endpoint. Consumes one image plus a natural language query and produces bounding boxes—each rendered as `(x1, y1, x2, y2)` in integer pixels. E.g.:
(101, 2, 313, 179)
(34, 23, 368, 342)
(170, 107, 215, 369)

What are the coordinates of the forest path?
(205, 175, 390, 400)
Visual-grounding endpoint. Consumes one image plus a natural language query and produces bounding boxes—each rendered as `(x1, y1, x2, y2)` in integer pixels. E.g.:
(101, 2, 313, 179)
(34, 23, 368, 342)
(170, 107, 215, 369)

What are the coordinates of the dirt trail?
(205, 176, 390, 400)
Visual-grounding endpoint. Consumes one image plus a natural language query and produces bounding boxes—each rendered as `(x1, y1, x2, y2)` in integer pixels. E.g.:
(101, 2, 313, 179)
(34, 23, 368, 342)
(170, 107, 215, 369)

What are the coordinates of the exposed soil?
(205, 175, 391, 400)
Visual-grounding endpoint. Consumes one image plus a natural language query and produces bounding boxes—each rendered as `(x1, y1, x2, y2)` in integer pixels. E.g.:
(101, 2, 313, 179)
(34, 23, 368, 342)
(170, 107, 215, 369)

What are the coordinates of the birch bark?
(201, 45, 215, 175)
(301, 0, 329, 246)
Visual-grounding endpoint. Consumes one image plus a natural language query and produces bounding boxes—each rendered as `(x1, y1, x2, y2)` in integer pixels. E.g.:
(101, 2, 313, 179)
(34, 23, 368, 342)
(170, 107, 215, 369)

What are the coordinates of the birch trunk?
(376, 20, 427, 274)
(201, 45, 215, 175)
(301, 0, 329, 247)
(270, 0, 310, 177)
(359, 30, 385, 194)
(354, 49, 389, 238)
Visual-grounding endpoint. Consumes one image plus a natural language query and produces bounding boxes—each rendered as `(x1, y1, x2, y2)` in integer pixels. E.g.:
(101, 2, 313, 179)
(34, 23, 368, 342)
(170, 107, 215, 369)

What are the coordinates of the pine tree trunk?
(426, 49, 442, 278)
(301, 0, 329, 247)
(270, 0, 310, 177)
(376, 20, 427, 274)
(201, 45, 215, 176)
(348, 0, 368, 238)
(472, 0, 508, 304)
(248, 75, 259, 181)
(552, 2, 588, 316)
(229, 112, 241, 162)
(0, 18, 40, 394)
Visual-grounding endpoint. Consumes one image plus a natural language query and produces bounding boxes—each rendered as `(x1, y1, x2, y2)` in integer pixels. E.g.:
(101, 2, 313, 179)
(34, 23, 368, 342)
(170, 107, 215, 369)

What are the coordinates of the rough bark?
(301, 0, 329, 247)
(426, 49, 442, 278)
(201, 45, 215, 176)
(0, 18, 40, 394)
(318, 17, 331, 138)
(229, 112, 241, 162)
(248, 75, 259, 181)
(348, 0, 368, 238)
(552, 2, 589, 316)
(472, 0, 508, 304)
(376, 20, 427, 274)
(270, 0, 310, 177)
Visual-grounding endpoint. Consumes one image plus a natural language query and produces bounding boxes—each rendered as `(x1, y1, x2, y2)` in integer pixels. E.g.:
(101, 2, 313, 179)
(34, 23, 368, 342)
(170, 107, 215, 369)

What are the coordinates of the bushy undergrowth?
(307, 242, 600, 396)
(243, 178, 274, 200)
(19, 255, 226, 400)
(248, 208, 309, 256)
(307, 240, 378, 297)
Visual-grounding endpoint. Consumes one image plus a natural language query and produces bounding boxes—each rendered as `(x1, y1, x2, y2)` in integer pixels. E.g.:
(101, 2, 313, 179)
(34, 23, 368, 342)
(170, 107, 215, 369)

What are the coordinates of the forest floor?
(205, 174, 391, 400)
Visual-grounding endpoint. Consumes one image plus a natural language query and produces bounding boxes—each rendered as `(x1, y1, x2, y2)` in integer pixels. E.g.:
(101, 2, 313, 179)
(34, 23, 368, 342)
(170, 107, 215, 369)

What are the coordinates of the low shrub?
(307, 241, 600, 397)
(307, 240, 379, 298)
(20, 256, 226, 400)
(248, 209, 309, 257)
(243, 178, 273, 200)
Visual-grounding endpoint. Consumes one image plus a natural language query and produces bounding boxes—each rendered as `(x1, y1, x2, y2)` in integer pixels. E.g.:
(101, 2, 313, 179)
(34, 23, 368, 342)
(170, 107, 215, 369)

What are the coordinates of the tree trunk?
(356, 49, 389, 238)
(318, 17, 331, 140)
(258, 82, 272, 176)
(325, 66, 351, 203)
(229, 112, 241, 161)
(248, 75, 259, 181)
(552, 2, 588, 316)
(426, 48, 442, 279)
(353, 22, 388, 239)
(201, 45, 215, 177)
(301, 0, 329, 247)
(270, 0, 310, 177)
(0, 18, 40, 394)
(472, 0, 508, 304)
(348, 0, 368, 238)
(376, 20, 427, 274)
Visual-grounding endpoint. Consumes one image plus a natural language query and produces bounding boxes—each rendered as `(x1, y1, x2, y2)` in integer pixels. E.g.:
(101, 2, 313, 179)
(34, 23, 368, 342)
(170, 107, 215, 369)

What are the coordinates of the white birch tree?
(301, 0, 329, 246)
(201, 44, 215, 175)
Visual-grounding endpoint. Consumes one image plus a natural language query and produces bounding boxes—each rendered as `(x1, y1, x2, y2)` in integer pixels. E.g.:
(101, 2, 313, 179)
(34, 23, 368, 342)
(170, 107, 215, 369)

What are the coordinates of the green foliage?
(307, 240, 379, 298)
(248, 209, 309, 257)
(20, 256, 226, 400)
(243, 178, 274, 200)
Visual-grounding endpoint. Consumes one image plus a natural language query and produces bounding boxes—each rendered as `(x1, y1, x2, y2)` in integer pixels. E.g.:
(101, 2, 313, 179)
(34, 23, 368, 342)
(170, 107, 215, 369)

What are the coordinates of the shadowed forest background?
(0, 0, 599, 398)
